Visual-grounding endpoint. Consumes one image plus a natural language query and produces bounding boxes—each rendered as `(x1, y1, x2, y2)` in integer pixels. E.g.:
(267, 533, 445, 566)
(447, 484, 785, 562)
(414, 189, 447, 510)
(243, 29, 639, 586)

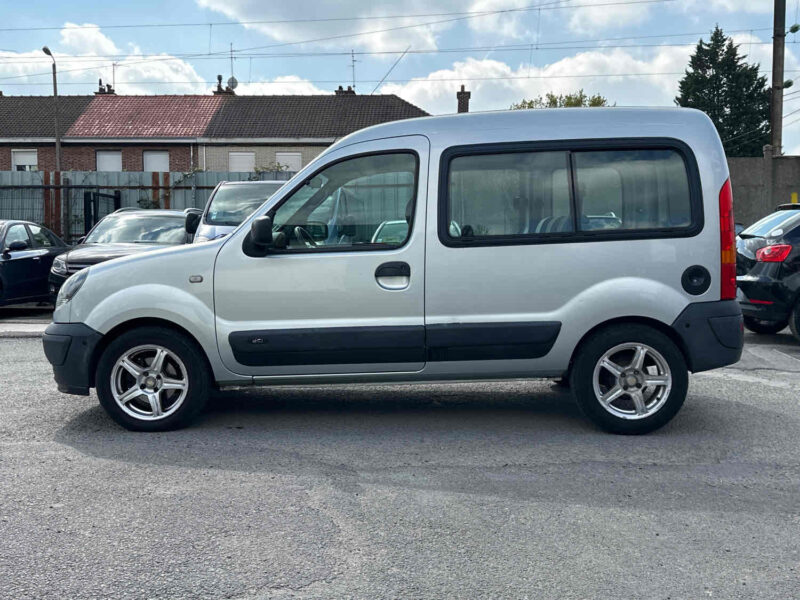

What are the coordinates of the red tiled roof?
(66, 95, 226, 138)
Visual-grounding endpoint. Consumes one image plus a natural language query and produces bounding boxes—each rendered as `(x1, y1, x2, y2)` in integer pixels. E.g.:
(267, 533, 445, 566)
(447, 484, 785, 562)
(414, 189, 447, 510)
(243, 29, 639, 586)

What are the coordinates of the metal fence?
(0, 170, 295, 242)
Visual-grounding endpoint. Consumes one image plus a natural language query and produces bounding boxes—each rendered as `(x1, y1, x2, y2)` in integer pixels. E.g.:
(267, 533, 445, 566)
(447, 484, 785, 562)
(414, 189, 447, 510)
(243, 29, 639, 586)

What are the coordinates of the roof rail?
(775, 203, 800, 211)
(112, 207, 140, 213)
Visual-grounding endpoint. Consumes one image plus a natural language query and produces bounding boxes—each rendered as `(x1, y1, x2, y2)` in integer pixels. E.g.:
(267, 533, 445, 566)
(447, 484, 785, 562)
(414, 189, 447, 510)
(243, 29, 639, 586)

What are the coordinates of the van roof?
(329, 107, 718, 153)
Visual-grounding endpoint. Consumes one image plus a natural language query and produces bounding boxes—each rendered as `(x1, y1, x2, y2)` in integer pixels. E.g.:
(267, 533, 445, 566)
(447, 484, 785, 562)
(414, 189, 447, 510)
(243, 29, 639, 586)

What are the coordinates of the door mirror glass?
(251, 215, 274, 246)
(185, 212, 201, 235)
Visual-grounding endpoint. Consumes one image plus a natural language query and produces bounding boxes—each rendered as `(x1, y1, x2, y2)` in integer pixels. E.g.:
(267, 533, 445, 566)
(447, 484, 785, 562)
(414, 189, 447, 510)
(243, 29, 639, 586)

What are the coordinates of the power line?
(0, 0, 672, 33)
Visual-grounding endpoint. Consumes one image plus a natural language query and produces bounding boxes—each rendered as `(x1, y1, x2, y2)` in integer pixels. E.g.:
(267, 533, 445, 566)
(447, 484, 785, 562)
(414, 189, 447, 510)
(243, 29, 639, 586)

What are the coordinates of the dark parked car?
(49, 209, 193, 297)
(736, 204, 800, 340)
(0, 220, 68, 306)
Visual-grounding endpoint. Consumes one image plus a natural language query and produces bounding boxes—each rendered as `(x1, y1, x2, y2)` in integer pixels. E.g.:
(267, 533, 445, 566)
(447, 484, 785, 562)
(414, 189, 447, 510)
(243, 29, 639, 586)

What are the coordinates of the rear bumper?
(42, 323, 103, 395)
(736, 284, 792, 322)
(671, 300, 743, 373)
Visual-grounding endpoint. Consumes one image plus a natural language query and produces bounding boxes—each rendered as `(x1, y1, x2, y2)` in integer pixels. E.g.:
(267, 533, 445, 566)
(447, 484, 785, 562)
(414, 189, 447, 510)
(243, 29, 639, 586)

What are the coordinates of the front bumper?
(42, 323, 103, 395)
(671, 300, 743, 372)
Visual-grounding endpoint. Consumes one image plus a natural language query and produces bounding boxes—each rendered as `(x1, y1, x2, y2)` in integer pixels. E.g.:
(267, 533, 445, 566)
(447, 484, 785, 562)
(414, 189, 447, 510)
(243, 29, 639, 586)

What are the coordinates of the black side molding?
(671, 300, 743, 372)
(230, 325, 425, 366)
(427, 321, 561, 361)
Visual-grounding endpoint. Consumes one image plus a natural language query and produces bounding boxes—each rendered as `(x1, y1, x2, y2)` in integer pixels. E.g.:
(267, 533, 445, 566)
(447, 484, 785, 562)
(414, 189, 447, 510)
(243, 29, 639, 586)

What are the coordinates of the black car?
(736, 204, 800, 340)
(0, 220, 68, 306)
(49, 209, 194, 297)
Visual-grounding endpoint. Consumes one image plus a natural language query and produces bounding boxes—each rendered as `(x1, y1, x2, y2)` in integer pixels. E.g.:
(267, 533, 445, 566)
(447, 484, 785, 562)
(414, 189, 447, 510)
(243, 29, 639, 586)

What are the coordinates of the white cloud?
(380, 46, 695, 115)
(59, 23, 118, 56)
(566, 0, 652, 34)
(236, 75, 330, 95)
(0, 24, 206, 95)
(676, 0, 772, 14)
(195, 0, 459, 53)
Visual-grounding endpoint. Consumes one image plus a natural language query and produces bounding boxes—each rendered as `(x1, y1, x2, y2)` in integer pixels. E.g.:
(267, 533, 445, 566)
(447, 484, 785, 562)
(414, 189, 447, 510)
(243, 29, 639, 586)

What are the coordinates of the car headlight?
(52, 256, 68, 275)
(56, 269, 88, 309)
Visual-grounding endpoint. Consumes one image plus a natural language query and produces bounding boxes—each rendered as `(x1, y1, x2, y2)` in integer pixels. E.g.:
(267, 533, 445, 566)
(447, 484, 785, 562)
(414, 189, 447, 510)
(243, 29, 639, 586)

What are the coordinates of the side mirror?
(185, 212, 201, 235)
(75, 236, 86, 245)
(251, 215, 274, 247)
(8, 240, 28, 251)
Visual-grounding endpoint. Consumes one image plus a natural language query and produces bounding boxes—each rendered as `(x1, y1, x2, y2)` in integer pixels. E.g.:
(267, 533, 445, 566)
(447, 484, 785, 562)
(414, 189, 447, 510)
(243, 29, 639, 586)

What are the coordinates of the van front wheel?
(570, 324, 688, 435)
(96, 327, 210, 431)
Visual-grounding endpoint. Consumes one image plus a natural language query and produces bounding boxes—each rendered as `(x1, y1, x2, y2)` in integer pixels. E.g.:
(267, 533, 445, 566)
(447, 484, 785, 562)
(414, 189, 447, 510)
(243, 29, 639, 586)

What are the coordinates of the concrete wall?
(201, 145, 327, 172)
(728, 147, 800, 226)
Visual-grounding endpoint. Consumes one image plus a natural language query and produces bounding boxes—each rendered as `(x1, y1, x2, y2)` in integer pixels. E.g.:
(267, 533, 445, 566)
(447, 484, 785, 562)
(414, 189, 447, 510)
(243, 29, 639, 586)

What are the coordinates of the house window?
(11, 150, 37, 172)
(96, 150, 122, 172)
(143, 150, 170, 172)
(228, 151, 255, 172)
(276, 152, 302, 172)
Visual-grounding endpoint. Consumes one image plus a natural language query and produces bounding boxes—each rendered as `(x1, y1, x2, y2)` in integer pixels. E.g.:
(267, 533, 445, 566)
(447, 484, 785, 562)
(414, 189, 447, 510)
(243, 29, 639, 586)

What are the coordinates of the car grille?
(66, 263, 92, 274)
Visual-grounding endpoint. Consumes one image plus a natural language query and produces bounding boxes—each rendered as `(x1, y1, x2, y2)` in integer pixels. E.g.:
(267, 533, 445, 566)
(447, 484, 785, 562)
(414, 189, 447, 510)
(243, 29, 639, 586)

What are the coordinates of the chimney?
(213, 74, 236, 95)
(335, 85, 356, 95)
(94, 78, 115, 95)
(457, 85, 471, 113)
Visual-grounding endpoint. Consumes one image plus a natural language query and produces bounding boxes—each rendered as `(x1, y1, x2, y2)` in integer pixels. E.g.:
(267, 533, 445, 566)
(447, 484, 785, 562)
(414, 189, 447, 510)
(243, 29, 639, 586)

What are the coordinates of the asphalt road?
(1, 330, 799, 599)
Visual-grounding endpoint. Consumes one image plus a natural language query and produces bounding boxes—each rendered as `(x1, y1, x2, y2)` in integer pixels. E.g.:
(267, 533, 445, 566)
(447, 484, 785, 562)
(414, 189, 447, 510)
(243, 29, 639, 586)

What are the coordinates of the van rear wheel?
(570, 324, 688, 435)
(96, 326, 210, 431)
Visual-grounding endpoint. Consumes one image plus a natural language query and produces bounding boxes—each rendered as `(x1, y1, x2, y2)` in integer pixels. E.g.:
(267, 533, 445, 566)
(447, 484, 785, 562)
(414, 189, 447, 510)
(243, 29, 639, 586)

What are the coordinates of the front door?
(0, 224, 40, 302)
(214, 135, 429, 377)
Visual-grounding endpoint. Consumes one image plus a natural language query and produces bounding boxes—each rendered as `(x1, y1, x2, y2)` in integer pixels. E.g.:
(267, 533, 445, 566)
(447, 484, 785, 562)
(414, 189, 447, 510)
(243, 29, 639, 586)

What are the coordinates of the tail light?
(756, 244, 792, 262)
(719, 179, 736, 300)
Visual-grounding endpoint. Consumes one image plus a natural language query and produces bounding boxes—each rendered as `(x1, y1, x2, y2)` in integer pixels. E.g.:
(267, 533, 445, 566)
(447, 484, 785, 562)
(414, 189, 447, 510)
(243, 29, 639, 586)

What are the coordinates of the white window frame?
(228, 151, 255, 172)
(275, 152, 302, 172)
(11, 149, 38, 172)
(96, 150, 123, 172)
(143, 150, 170, 172)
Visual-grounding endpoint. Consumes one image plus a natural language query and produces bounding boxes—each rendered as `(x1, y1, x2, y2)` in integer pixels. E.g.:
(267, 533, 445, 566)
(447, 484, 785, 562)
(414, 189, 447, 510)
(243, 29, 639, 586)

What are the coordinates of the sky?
(1, 0, 796, 150)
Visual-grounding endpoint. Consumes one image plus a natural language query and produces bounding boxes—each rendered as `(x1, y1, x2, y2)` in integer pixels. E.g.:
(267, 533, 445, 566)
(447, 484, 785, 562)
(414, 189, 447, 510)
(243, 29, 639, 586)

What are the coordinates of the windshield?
(206, 182, 284, 226)
(85, 213, 187, 244)
(741, 210, 800, 238)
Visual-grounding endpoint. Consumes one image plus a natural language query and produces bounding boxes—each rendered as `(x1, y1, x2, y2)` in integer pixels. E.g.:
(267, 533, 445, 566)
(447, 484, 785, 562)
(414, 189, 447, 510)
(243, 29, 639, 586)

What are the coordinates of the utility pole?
(771, 0, 787, 154)
(42, 46, 60, 172)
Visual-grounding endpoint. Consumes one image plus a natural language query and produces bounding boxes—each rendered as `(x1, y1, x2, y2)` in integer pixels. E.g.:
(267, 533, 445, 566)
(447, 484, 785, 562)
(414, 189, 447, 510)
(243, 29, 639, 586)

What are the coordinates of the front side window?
(28, 224, 53, 247)
(85, 214, 187, 244)
(4, 224, 31, 248)
(573, 149, 692, 232)
(206, 182, 284, 226)
(270, 152, 417, 251)
(447, 151, 572, 239)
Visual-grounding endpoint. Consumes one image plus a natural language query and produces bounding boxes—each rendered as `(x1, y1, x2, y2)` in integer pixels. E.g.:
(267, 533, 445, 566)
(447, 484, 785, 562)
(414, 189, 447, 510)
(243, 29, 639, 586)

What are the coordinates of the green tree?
(510, 89, 610, 109)
(675, 26, 770, 157)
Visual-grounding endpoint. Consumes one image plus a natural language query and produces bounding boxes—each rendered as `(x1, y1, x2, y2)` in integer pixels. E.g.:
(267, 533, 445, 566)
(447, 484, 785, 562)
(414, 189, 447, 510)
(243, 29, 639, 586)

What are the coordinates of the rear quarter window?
(440, 139, 701, 246)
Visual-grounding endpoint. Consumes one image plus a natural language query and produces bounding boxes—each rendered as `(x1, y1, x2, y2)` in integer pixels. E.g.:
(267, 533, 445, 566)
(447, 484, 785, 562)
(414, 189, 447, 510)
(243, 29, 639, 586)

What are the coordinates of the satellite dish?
(227, 76, 238, 90)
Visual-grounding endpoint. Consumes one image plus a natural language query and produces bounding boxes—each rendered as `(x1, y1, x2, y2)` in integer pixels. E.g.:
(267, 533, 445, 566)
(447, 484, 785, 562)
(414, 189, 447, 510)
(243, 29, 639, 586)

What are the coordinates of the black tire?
(96, 326, 210, 431)
(570, 324, 689, 435)
(789, 303, 800, 343)
(743, 315, 788, 335)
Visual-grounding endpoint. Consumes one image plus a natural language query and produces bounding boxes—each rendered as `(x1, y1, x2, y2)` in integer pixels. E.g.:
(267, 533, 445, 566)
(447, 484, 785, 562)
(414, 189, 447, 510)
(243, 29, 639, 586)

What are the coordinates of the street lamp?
(42, 46, 61, 172)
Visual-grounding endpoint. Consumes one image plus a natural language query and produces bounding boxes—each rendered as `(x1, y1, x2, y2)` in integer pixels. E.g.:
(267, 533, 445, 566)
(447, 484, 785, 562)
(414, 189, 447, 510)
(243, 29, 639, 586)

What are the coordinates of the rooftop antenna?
(229, 42, 235, 78)
(350, 49, 359, 90)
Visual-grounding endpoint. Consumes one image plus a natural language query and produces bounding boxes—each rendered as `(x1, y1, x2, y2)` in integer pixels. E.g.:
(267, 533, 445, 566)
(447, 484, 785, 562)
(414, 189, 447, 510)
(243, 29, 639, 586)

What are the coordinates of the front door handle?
(375, 261, 410, 290)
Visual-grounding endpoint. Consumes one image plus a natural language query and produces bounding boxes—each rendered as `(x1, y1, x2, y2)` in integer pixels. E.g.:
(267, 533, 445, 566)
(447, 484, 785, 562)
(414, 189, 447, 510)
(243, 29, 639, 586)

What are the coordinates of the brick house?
(0, 88, 428, 173)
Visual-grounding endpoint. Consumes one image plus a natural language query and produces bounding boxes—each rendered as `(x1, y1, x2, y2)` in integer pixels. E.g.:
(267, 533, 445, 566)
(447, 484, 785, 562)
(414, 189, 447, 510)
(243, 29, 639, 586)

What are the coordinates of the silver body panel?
(55, 108, 729, 387)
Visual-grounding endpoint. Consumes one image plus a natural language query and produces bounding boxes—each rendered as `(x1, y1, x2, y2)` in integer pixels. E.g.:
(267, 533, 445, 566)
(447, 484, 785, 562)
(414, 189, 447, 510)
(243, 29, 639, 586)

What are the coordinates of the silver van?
(43, 108, 743, 434)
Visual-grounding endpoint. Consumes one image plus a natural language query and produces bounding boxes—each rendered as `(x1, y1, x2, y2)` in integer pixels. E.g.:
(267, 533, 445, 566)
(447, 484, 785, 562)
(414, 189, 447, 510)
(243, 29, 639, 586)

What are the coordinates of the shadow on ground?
(52, 381, 800, 513)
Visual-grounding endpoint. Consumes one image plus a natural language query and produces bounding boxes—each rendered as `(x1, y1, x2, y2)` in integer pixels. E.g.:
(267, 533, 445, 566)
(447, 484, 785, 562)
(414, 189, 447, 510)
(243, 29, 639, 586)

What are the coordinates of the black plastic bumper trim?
(42, 323, 103, 396)
(671, 300, 743, 373)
